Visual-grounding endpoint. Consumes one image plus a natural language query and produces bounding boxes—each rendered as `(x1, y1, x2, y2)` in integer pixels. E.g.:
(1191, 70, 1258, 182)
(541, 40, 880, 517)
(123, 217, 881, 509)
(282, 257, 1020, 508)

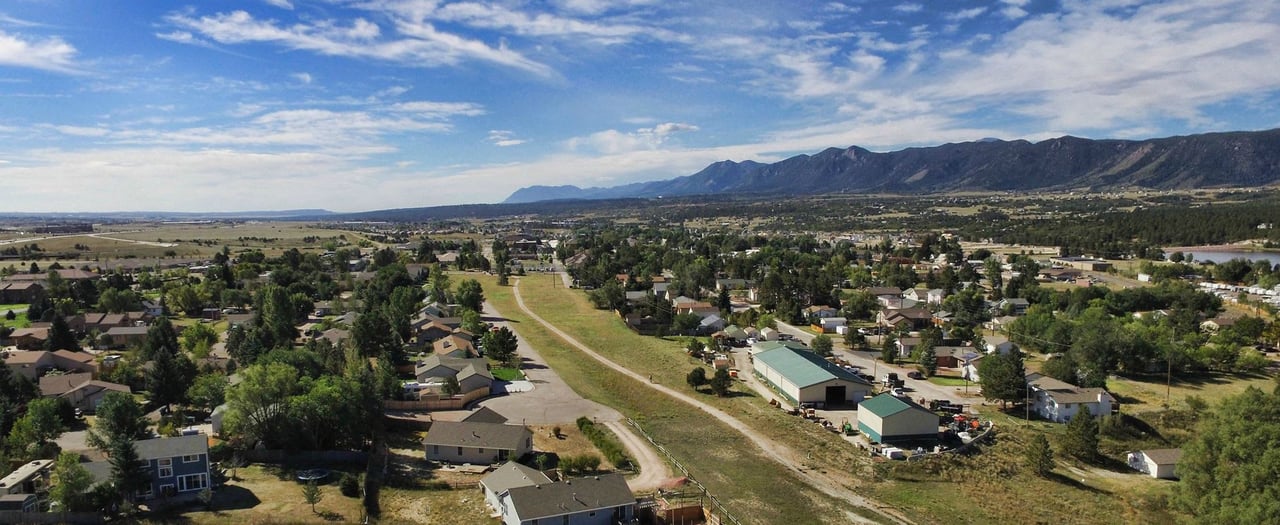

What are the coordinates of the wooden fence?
(384, 387, 489, 411)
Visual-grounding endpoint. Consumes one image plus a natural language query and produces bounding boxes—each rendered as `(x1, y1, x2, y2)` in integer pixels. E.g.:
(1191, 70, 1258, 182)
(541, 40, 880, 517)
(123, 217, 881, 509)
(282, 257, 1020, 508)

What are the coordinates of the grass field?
(490, 366, 524, 381)
(926, 375, 972, 387)
(1105, 371, 1276, 413)
(472, 273, 874, 525)
(1, 311, 29, 329)
(159, 464, 365, 524)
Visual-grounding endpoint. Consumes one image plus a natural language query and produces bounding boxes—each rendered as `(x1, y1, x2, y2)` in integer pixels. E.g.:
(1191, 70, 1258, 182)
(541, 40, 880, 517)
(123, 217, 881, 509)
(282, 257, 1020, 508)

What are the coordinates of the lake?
(1169, 250, 1280, 266)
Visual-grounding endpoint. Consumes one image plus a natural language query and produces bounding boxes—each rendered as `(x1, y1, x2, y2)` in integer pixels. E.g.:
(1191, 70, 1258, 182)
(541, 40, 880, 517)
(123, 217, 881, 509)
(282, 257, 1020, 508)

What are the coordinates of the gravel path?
(512, 276, 911, 525)
(602, 420, 673, 492)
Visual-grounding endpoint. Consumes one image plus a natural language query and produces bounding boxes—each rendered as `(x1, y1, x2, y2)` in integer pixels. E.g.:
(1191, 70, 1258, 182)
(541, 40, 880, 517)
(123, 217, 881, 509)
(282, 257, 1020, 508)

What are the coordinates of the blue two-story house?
(133, 434, 211, 500)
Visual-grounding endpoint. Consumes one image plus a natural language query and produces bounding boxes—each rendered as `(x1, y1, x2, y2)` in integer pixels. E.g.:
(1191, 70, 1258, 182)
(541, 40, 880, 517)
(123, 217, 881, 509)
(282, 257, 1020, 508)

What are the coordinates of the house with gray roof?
(496, 472, 637, 525)
(423, 421, 533, 465)
(480, 461, 552, 514)
(1026, 373, 1116, 423)
(414, 354, 493, 395)
(751, 345, 873, 407)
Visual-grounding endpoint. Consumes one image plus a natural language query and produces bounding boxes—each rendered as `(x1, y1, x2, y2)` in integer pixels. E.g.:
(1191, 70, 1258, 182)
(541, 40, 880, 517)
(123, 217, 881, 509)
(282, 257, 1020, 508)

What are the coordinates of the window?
(177, 473, 208, 492)
(182, 454, 201, 463)
(457, 447, 463, 456)
(160, 484, 176, 498)
(136, 486, 153, 500)
(158, 458, 172, 478)
(432, 445, 439, 455)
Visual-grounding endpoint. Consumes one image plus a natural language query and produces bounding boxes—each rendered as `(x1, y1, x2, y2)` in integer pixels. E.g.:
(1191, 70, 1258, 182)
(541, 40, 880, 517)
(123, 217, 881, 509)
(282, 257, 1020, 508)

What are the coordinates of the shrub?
(339, 473, 361, 498)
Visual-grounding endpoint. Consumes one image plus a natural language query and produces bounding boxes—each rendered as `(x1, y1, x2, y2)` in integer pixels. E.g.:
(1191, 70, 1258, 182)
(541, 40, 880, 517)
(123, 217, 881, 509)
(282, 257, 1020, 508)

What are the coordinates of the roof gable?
(505, 473, 634, 521)
(423, 421, 530, 450)
(754, 347, 871, 388)
(859, 393, 935, 418)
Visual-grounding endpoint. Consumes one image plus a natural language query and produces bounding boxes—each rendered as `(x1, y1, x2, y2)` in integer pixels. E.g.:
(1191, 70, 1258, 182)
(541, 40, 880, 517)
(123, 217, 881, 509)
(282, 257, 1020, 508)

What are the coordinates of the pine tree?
(108, 438, 150, 503)
(302, 480, 323, 514)
(709, 368, 732, 397)
(920, 346, 938, 377)
(45, 314, 80, 351)
(1061, 406, 1099, 460)
(1025, 433, 1054, 477)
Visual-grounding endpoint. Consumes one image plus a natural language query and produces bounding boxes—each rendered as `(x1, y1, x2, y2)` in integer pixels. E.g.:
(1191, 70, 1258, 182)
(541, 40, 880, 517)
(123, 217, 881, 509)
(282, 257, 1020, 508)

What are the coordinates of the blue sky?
(2, 0, 1279, 212)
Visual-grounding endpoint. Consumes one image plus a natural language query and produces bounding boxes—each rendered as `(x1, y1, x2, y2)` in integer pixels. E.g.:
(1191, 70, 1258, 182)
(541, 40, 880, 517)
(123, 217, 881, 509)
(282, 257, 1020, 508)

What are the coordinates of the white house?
(1026, 373, 1116, 423)
(1127, 449, 1182, 479)
(817, 317, 847, 333)
(752, 345, 874, 407)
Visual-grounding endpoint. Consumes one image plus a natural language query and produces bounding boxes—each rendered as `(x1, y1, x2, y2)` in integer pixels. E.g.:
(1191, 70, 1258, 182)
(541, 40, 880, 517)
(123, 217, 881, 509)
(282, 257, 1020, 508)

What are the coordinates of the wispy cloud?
(567, 122, 699, 154)
(0, 29, 79, 73)
(893, 3, 923, 14)
(488, 130, 526, 147)
(164, 9, 554, 77)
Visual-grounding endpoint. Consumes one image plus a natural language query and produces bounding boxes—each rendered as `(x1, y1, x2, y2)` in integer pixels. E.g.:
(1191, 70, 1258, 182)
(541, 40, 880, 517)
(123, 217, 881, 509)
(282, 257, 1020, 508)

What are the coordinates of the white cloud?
(567, 122, 699, 154)
(263, 0, 294, 9)
(431, 2, 688, 46)
(165, 9, 554, 77)
(948, 7, 987, 21)
(893, 3, 923, 14)
(49, 125, 110, 137)
(392, 101, 486, 118)
(0, 29, 79, 73)
(488, 130, 526, 147)
(291, 72, 313, 84)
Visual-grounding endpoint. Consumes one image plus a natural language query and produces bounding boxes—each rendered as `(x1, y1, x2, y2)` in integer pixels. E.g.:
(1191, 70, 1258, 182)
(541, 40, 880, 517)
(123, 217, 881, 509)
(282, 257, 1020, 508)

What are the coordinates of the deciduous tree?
(977, 350, 1026, 409)
(50, 452, 95, 511)
(1175, 387, 1280, 523)
(812, 334, 833, 357)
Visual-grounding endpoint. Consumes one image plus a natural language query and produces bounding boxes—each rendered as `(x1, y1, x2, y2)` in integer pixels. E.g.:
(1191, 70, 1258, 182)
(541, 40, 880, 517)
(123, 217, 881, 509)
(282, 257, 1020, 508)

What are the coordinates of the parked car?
(907, 371, 924, 380)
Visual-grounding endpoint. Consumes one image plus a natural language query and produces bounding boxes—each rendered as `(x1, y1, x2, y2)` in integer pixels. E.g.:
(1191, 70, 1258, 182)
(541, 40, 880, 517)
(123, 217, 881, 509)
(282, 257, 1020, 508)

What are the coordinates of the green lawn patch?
(1, 312, 30, 329)
(490, 366, 524, 381)
(927, 376, 973, 387)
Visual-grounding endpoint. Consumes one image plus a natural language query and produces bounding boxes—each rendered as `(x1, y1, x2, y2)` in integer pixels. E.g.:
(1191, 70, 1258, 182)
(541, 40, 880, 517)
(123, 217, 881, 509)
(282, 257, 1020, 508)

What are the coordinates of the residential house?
(413, 355, 493, 395)
(105, 325, 149, 348)
(1127, 449, 1182, 480)
(996, 298, 1030, 316)
(932, 346, 972, 369)
(856, 393, 940, 444)
(904, 288, 945, 306)
(0, 459, 53, 497)
(1026, 373, 1117, 423)
(816, 317, 847, 334)
(894, 337, 922, 359)
(6, 327, 48, 350)
(714, 278, 753, 292)
(986, 315, 1019, 333)
(96, 435, 213, 501)
(806, 305, 840, 319)
(494, 472, 637, 525)
(0, 282, 43, 305)
(480, 461, 552, 514)
(0, 494, 38, 512)
(878, 308, 933, 331)
(39, 373, 132, 413)
(423, 421, 533, 465)
(698, 314, 727, 334)
(4, 350, 98, 381)
(318, 328, 351, 346)
(462, 407, 509, 424)
(865, 287, 903, 306)
(752, 345, 874, 407)
(433, 334, 479, 358)
(720, 325, 749, 343)
(1200, 315, 1240, 333)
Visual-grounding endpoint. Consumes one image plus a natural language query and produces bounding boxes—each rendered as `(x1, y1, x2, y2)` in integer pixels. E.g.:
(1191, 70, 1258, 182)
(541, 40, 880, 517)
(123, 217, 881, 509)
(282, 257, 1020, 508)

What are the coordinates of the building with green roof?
(856, 393, 940, 444)
(751, 345, 873, 407)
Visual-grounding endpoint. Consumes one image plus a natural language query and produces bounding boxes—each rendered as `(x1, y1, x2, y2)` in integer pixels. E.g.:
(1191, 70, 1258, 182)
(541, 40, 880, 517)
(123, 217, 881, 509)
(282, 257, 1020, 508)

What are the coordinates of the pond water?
(1169, 250, 1280, 266)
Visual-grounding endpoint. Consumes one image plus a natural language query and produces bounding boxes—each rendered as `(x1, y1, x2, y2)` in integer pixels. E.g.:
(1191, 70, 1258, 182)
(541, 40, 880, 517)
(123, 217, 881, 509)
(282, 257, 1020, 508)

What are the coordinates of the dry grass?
(472, 273, 883, 525)
(530, 424, 616, 470)
(158, 464, 364, 524)
(1105, 371, 1276, 413)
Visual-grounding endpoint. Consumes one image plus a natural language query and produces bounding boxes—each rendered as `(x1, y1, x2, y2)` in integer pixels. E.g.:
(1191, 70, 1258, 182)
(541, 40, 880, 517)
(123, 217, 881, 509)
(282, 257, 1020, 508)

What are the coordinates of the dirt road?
(512, 277, 911, 525)
(602, 420, 673, 492)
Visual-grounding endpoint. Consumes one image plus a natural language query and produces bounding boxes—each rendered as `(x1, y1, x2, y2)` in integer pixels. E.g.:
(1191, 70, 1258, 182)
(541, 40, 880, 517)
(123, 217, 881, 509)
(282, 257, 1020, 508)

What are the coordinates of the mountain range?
(504, 129, 1280, 203)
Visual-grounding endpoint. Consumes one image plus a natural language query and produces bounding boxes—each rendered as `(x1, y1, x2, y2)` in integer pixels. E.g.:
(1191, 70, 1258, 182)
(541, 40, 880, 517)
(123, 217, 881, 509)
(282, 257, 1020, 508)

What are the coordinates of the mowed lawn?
(473, 274, 874, 525)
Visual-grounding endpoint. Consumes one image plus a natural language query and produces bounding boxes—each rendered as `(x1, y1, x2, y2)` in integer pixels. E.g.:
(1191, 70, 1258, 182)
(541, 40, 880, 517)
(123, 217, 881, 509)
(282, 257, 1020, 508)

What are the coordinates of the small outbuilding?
(1127, 449, 1182, 479)
(856, 393, 940, 444)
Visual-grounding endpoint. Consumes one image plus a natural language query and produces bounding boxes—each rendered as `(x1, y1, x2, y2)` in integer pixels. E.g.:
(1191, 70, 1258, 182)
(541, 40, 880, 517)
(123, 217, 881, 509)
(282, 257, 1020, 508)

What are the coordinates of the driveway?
(472, 301, 621, 425)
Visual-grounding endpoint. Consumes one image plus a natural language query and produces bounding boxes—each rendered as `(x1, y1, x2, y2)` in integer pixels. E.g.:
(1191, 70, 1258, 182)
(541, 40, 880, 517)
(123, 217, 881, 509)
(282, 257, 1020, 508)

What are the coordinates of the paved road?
(774, 321, 971, 406)
(471, 301, 622, 425)
(512, 276, 910, 525)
